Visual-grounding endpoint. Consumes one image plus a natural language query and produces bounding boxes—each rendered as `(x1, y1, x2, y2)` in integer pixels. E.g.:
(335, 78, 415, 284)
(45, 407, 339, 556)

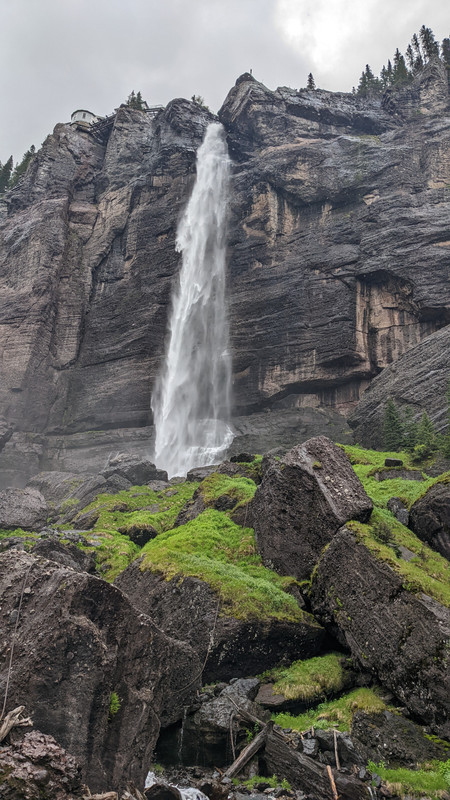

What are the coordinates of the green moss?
(79, 530, 139, 582)
(367, 759, 450, 798)
(273, 687, 387, 733)
(260, 653, 350, 702)
(199, 472, 257, 508)
(338, 445, 450, 608)
(139, 509, 313, 623)
(76, 481, 199, 536)
(347, 507, 450, 607)
(59, 497, 79, 514)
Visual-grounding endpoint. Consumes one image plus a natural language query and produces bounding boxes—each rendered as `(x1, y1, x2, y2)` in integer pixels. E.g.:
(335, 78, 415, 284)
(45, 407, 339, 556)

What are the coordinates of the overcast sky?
(1, 0, 448, 162)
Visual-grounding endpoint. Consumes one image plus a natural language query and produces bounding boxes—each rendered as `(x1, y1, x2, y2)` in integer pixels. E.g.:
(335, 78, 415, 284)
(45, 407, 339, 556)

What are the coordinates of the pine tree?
(411, 33, 424, 73)
(9, 146, 35, 189)
(442, 382, 450, 458)
(402, 406, 418, 451)
(392, 49, 409, 85)
(307, 72, 316, 90)
(442, 38, 450, 87)
(419, 25, 439, 61)
(0, 155, 13, 194)
(383, 398, 404, 450)
(416, 411, 437, 450)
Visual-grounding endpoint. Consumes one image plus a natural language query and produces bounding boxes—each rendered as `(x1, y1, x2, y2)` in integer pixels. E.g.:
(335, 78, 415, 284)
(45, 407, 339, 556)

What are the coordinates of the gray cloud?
(0, 0, 448, 162)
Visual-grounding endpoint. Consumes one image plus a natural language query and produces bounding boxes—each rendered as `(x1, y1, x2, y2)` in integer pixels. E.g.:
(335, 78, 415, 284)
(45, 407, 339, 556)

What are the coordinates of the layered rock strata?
(0, 63, 449, 483)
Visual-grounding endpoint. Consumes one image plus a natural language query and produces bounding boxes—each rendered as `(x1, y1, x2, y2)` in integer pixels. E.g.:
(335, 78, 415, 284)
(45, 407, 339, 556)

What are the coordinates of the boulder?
(409, 482, 450, 560)
(0, 487, 48, 530)
(309, 527, 450, 736)
(115, 566, 325, 682)
(351, 709, 450, 767)
(250, 436, 373, 580)
(0, 729, 85, 800)
(386, 497, 409, 526)
(0, 550, 201, 792)
(174, 679, 267, 767)
(373, 468, 423, 482)
(30, 538, 96, 572)
(27, 471, 109, 522)
(102, 452, 168, 485)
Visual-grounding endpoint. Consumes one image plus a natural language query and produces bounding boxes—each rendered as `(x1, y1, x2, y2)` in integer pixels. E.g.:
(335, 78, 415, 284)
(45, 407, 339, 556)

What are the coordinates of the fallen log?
(223, 720, 273, 779)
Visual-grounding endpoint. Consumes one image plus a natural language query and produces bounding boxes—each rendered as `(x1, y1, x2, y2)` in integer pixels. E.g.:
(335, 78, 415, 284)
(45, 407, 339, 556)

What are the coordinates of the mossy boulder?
(310, 526, 450, 737)
(250, 436, 373, 580)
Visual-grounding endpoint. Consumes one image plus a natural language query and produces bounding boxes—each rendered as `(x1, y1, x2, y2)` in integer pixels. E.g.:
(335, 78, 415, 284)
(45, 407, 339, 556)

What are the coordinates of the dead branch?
(223, 720, 273, 780)
(326, 765, 339, 800)
(333, 728, 341, 771)
(0, 705, 33, 742)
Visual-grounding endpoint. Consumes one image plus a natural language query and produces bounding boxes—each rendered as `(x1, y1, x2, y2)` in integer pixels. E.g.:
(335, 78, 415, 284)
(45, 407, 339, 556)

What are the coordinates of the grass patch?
(261, 653, 350, 702)
(347, 508, 450, 607)
(339, 445, 450, 607)
(199, 473, 257, 508)
(139, 509, 313, 623)
(273, 687, 387, 733)
(80, 530, 140, 582)
(75, 482, 199, 536)
(0, 528, 39, 549)
(368, 759, 450, 798)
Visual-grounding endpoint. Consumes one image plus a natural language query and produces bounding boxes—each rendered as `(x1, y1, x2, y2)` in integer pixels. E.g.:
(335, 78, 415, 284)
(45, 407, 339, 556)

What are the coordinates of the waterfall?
(152, 122, 234, 478)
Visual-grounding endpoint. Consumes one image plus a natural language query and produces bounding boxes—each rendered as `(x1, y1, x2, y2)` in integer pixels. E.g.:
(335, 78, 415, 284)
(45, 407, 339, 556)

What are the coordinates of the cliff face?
(0, 62, 449, 483)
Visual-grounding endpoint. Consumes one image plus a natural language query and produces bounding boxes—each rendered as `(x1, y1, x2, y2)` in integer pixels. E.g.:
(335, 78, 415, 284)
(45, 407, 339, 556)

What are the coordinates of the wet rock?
(115, 567, 325, 682)
(250, 436, 372, 580)
(0, 729, 85, 799)
(186, 466, 218, 482)
(384, 458, 403, 467)
(118, 523, 159, 547)
(386, 497, 409, 526)
(30, 538, 96, 572)
(351, 709, 450, 767)
(230, 453, 254, 463)
(310, 526, 450, 736)
(0, 486, 48, 530)
(314, 729, 363, 767)
(178, 679, 268, 766)
(0, 550, 201, 792)
(102, 452, 168, 484)
(27, 470, 109, 522)
(409, 482, 450, 560)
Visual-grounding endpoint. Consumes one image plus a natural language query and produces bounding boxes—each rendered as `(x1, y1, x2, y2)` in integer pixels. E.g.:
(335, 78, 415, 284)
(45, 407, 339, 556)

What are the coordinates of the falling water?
(152, 123, 234, 478)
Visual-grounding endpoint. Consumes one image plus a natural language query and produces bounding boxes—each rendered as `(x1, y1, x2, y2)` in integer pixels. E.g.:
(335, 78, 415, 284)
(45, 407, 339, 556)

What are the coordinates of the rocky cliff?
(0, 61, 449, 484)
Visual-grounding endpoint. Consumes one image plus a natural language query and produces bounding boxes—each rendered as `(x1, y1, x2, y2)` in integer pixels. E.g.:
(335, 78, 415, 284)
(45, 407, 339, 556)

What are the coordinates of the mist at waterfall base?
(152, 123, 234, 479)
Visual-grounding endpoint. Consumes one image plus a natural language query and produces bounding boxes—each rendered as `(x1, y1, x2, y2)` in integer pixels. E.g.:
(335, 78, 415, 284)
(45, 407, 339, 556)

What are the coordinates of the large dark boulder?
(351, 709, 450, 767)
(309, 527, 450, 736)
(0, 550, 201, 792)
(250, 436, 372, 580)
(115, 565, 325, 682)
(409, 482, 450, 560)
(0, 487, 48, 530)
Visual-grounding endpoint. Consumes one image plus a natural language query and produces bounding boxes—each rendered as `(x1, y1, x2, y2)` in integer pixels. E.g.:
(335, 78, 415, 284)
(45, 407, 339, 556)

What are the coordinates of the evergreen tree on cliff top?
(307, 73, 316, 90)
(0, 156, 13, 195)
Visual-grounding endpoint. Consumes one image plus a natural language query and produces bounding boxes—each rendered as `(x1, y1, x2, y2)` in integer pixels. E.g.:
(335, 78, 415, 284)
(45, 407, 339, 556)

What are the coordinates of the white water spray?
(152, 123, 233, 478)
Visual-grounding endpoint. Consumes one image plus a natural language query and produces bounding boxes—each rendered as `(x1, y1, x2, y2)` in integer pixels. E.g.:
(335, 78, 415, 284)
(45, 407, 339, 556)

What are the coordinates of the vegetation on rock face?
(139, 509, 310, 623)
(368, 759, 450, 798)
(261, 653, 350, 703)
(0, 146, 35, 194)
(342, 445, 450, 607)
(273, 687, 387, 732)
